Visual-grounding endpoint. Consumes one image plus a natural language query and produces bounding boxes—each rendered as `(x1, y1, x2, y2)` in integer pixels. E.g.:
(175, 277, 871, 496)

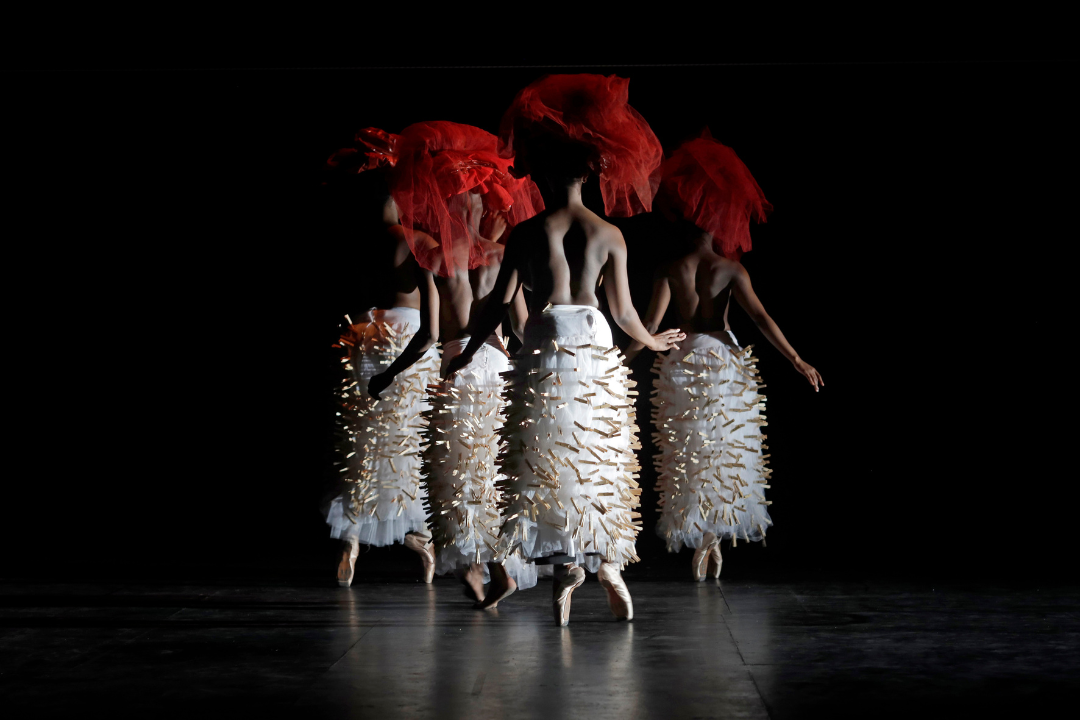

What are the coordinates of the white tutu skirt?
(326, 307, 441, 547)
(495, 306, 642, 574)
(422, 337, 537, 590)
(652, 331, 772, 552)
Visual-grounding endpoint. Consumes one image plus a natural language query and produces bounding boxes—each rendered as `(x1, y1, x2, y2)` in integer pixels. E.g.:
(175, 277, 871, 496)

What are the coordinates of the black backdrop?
(5, 59, 1075, 584)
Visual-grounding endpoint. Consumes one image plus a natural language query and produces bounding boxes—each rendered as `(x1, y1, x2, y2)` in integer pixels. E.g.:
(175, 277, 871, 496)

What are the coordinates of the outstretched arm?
(731, 264, 823, 392)
(368, 267, 439, 398)
(625, 272, 672, 362)
(603, 235, 685, 353)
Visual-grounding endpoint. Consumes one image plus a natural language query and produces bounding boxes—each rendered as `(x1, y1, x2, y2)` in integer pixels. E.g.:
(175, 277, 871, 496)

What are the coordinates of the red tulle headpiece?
(498, 74, 663, 217)
(390, 121, 543, 276)
(325, 127, 401, 175)
(659, 129, 773, 259)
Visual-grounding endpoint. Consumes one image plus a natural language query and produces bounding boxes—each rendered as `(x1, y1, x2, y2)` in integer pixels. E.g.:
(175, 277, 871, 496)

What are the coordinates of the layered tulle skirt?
(326, 307, 441, 546)
(494, 306, 642, 574)
(422, 337, 537, 590)
(652, 331, 772, 552)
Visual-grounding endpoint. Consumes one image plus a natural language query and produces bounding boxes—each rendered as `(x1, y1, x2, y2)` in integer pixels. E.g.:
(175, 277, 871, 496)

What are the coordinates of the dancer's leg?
(476, 562, 517, 610)
(456, 564, 486, 603)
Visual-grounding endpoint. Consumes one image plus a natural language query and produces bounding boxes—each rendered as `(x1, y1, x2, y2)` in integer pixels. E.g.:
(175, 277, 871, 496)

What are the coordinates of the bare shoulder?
(584, 208, 622, 239)
(710, 256, 747, 284)
(585, 215, 625, 253)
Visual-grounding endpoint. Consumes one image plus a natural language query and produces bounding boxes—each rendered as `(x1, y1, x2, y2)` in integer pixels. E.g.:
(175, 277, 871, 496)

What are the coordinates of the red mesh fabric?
(498, 74, 663, 217)
(390, 121, 543, 276)
(325, 127, 401, 175)
(659, 129, 773, 259)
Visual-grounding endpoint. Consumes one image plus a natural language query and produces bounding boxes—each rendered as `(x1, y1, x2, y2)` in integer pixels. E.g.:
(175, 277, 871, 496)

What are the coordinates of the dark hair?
(510, 122, 595, 184)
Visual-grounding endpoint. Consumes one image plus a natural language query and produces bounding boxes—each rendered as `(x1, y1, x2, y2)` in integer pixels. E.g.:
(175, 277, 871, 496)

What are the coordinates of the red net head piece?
(658, 129, 773, 259)
(324, 127, 401, 177)
(498, 74, 663, 217)
(390, 120, 543, 277)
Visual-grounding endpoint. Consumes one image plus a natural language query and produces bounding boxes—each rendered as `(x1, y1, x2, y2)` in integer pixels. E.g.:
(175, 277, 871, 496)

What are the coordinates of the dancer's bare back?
(633, 237, 823, 391)
(665, 249, 743, 339)
(510, 205, 623, 313)
(437, 241, 527, 342)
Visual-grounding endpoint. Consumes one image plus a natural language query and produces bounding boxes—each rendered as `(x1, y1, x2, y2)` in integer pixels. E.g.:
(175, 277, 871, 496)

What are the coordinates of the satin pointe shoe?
(707, 541, 723, 580)
(597, 561, 634, 621)
(403, 532, 436, 583)
(691, 532, 719, 582)
(476, 562, 517, 610)
(337, 538, 360, 588)
(552, 563, 586, 626)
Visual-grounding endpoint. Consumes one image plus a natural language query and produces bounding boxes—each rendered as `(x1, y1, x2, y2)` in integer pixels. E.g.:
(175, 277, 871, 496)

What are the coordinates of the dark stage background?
(4, 60, 1075, 584)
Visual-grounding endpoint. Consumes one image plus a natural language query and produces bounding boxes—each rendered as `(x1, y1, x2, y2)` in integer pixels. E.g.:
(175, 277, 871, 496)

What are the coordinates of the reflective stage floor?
(2, 574, 1077, 718)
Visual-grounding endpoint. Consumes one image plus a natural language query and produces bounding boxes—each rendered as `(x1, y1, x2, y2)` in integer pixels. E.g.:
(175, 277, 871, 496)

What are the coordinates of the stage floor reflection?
(1, 576, 1076, 718)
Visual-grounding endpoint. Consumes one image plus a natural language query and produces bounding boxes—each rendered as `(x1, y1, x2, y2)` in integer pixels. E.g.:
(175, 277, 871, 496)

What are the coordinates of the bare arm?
(731, 264, 823, 391)
(625, 273, 672, 361)
(509, 284, 528, 345)
(368, 268, 439, 398)
(603, 235, 684, 352)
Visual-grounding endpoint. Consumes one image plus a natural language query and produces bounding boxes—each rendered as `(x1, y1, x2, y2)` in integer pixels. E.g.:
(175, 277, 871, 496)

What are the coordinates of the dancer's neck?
(540, 177, 585, 210)
(691, 230, 716, 254)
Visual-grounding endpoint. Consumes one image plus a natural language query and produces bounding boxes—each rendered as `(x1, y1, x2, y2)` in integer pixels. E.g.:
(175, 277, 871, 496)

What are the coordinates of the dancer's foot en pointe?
(597, 561, 634, 621)
(337, 538, 359, 588)
(403, 532, 435, 583)
(692, 532, 720, 582)
(708, 539, 723, 580)
(552, 562, 586, 626)
(457, 564, 486, 603)
(476, 562, 516, 610)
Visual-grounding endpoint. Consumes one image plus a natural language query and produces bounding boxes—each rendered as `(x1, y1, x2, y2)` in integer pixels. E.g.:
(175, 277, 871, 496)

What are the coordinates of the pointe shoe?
(476, 563, 516, 610)
(404, 532, 435, 583)
(692, 532, 719, 582)
(707, 542, 723, 580)
(337, 539, 359, 587)
(597, 562, 634, 621)
(552, 563, 586, 626)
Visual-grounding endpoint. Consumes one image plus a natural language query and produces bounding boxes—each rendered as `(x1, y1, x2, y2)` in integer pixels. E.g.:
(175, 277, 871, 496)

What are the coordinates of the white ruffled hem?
(326, 495, 428, 547)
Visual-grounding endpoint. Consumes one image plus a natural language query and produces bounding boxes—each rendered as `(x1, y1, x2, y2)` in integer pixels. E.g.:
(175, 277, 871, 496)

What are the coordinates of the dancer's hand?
(792, 358, 823, 392)
(368, 372, 392, 399)
(488, 213, 508, 242)
(647, 329, 686, 352)
(443, 352, 471, 379)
